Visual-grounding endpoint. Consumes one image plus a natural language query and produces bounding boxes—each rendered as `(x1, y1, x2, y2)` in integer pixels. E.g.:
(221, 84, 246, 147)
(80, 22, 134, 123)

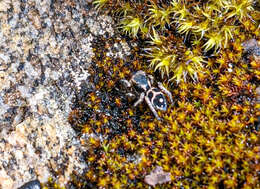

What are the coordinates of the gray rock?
(18, 180, 41, 189)
(0, 0, 130, 188)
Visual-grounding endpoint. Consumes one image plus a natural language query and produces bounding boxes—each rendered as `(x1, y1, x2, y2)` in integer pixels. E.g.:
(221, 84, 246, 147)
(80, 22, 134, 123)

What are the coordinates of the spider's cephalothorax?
(120, 70, 173, 120)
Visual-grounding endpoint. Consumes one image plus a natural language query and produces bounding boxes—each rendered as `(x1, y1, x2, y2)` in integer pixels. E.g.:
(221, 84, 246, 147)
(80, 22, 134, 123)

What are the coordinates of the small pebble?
(18, 179, 41, 189)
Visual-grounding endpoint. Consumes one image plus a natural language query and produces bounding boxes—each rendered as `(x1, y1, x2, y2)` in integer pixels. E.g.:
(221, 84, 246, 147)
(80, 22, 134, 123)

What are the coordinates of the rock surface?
(0, 0, 119, 188)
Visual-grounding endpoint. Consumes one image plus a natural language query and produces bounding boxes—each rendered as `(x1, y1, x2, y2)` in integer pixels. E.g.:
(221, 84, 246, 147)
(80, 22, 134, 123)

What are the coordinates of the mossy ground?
(45, 1, 259, 188)
(66, 37, 259, 189)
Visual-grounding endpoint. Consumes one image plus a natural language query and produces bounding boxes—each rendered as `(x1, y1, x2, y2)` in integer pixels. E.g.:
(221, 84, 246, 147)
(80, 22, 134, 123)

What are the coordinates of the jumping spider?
(120, 70, 173, 120)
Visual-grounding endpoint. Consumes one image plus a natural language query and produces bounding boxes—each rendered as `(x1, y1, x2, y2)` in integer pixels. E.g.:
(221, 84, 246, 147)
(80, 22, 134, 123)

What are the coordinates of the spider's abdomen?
(147, 88, 167, 111)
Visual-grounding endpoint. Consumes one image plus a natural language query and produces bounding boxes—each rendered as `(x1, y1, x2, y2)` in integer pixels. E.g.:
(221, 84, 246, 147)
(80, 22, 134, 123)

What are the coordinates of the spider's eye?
(153, 94, 167, 111)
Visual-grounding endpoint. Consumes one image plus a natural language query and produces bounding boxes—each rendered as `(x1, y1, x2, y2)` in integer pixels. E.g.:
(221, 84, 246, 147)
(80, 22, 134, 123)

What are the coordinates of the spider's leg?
(120, 79, 132, 89)
(158, 82, 173, 104)
(134, 92, 145, 107)
(145, 96, 161, 120)
(147, 74, 154, 86)
(126, 92, 136, 101)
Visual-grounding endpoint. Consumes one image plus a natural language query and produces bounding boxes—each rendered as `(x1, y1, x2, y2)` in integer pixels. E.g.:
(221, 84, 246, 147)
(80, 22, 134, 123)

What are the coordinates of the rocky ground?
(0, 0, 123, 188)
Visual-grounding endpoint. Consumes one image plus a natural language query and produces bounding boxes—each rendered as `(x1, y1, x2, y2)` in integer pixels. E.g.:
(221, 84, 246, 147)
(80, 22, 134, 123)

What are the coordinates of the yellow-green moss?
(93, 0, 259, 83)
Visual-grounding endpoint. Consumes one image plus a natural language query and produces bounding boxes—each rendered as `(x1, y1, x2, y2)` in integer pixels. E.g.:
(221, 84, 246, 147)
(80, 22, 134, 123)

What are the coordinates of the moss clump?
(42, 178, 65, 189)
(67, 1, 259, 188)
(68, 37, 259, 189)
(93, 0, 259, 83)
